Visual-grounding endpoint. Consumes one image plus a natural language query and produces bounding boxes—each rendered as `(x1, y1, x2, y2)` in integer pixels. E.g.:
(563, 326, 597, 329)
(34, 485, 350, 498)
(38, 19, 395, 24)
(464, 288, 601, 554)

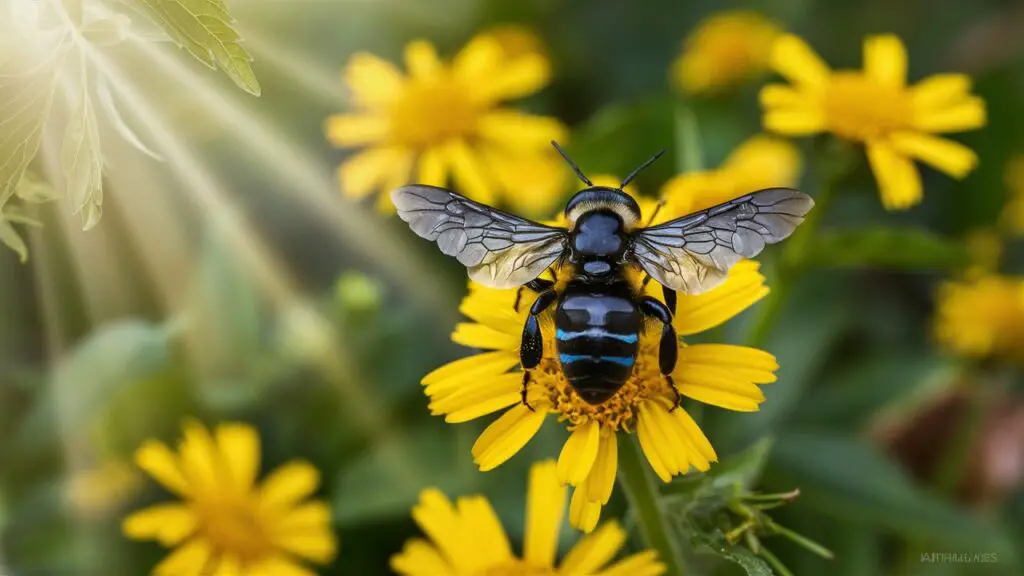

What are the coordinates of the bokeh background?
(2, 0, 1024, 574)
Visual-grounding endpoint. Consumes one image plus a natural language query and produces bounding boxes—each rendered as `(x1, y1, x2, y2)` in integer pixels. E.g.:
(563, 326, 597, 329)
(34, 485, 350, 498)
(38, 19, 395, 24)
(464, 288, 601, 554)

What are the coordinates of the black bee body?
(391, 142, 813, 409)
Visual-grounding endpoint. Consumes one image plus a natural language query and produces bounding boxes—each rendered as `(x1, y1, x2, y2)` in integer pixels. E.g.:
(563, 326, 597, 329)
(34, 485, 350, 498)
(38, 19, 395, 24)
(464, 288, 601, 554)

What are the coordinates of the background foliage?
(2, 0, 1024, 574)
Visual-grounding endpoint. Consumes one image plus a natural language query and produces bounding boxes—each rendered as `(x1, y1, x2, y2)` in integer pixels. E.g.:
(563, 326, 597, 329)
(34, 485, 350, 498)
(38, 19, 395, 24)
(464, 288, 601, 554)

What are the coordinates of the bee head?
(564, 187, 641, 229)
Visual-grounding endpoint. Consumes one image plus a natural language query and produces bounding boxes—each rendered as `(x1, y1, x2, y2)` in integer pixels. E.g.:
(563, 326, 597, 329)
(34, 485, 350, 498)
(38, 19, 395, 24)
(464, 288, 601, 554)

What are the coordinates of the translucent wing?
(391, 185, 569, 289)
(631, 188, 814, 294)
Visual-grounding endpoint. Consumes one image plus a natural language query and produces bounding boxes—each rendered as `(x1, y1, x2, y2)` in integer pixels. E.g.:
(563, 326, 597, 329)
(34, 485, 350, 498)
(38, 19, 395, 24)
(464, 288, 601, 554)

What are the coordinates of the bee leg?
(521, 371, 533, 411)
(640, 296, 679, 410)
(515, 278, 555, 313)
(641, 274, 652, 290)
(663, 286, 677, 317)
(666, 375, 682, 413)
(519, 289, 559, 410)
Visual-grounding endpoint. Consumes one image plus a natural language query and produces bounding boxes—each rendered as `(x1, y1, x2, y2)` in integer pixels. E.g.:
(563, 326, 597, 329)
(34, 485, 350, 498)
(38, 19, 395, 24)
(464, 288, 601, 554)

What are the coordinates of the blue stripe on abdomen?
(556, 328, 638, 343)
(559, 353, 635, 367)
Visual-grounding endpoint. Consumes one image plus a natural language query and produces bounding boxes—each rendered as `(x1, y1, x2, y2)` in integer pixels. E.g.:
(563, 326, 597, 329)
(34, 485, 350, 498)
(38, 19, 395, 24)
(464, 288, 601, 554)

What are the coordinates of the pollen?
(821, 71, 914, 142)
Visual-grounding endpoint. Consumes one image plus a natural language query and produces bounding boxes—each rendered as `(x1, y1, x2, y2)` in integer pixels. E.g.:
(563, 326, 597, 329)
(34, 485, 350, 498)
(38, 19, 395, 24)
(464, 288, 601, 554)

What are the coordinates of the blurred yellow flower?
(935, 275, 1024, 360)
(123, 420, 337, 575)
(390, 460, 666, 576)
(659, 135, 802, 215)
(65, 459, 142, 518)
(327, 32, 568, 211)
(484, 23, 549, 61)
(761, 34, 986, 210)
(422, 245, 774, 532)
(672, 10, 782, 94)
(1000, 155, 1024, 234)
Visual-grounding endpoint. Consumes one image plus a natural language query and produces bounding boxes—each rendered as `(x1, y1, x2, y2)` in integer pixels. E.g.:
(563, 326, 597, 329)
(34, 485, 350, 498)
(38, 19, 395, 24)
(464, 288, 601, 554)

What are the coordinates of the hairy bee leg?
(519, 289, 558, 409)
(521, 371, 534, 412)
(666, 375, 682, 413)
(640, 296, 679, 407)
(514, 278, 555, 313)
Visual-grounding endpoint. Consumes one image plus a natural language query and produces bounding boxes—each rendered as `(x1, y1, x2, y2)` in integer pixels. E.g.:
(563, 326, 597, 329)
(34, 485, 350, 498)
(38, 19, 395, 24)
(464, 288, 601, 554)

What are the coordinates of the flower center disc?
(198, 498, 272, 564)
(821, 71, 913, 141)
(389, 78, 480, 147)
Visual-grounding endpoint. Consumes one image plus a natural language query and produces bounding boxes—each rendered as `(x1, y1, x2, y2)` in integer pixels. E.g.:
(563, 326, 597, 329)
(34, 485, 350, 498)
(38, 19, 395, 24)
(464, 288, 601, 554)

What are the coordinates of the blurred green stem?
(618, 435, 686, 575)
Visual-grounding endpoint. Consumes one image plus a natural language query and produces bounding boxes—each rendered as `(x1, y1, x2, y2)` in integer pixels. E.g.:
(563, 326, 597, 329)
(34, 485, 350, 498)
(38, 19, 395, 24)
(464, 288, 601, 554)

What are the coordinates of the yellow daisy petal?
(210, 554, 242, 576)
(344, 53, 406, 108)
(122, 504, 197, 546)
(259, 461, 320, 509)
(523, 460, 566, 568)
(721, 135, 802, 191)
(153, 537, 213, 576)
(405, 40, 442, 80)
(585, 431, 618, 504)
(249, 554, 320, 576)
(447, 139, 495, 204)
(134, 440, 190, 496)
(759, 83, 807, 108)
(763, 108, 826, 135)
(416, 145, 448, 187)
(596, 550, 667, 576)
(889, 132, 979, 179)
(275, 530, 339, 564)
(911, 74, 972, 109)
(390, 538, 456, 576)
(431, 372, 523, 423)
(478, 110, 568, 151)
(452, 322, 520, 351)
(452, 34, 503, 80)
(475, 54, 551, 102)
(338, 146, 408, 199)
(559, 521, 626, 574)
(178, 420, 219, 493)
(471, 403, 548, 471)
(215, 422, 260, 493)
(674, 260, 768, 336)
(324, 114, 388, 147)
(913, 96, 987, 133)
(557, 420, 601, 485)
(457, 495, 514, 564)
(410, 489, 465, 567)
(864, 34, 907, 88)
(568, 488, 602, 534)
(770, 34, 831, 89)
(867, 141, 923, 210)
(422, 350, 521, 388)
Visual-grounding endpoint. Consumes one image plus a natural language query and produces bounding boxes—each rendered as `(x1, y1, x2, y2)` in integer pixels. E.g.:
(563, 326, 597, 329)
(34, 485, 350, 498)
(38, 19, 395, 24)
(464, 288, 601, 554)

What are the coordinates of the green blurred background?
(2, 0, 1024, 574)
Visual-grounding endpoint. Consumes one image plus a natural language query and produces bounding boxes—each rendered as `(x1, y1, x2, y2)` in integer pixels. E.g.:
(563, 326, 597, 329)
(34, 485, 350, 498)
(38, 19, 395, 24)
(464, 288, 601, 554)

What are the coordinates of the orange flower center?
(388, 77, 481, 147)
(479, 560, 557, 576)
(195, 496, 273, 564)
(821, 71, 913, 141)
(531, 328, 676, 432)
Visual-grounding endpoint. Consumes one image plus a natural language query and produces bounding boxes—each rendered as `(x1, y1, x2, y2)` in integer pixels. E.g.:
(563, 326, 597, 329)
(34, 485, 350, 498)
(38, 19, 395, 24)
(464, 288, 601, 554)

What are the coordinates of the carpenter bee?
(391, 142, 813, 410)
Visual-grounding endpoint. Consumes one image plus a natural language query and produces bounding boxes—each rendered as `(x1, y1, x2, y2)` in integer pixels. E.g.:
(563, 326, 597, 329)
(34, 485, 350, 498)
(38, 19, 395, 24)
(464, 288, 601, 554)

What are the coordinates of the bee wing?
(391, 185, 569, 289)
(631, 188, 814, 294)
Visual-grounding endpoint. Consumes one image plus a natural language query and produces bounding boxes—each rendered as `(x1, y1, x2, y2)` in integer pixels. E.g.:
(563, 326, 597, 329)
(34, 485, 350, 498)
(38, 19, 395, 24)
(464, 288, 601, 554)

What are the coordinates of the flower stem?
(618, 435, 686, 575)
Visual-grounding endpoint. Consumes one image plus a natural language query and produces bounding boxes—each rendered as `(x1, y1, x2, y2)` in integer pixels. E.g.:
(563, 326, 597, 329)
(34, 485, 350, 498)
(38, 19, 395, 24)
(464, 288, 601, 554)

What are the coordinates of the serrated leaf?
(0, 30, 69, 210)
(62, 86, 104, 231)
(81, 15, 132, 47)
(116, 0, 261, 95)
(801, 227, 970, 270)
(0, 215, 29, 263)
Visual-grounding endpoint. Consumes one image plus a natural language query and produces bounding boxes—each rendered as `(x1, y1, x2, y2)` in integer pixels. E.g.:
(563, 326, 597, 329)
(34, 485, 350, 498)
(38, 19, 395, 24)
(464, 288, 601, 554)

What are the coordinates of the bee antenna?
(551, 141, 593, 187)
(620, 149, 666, 188)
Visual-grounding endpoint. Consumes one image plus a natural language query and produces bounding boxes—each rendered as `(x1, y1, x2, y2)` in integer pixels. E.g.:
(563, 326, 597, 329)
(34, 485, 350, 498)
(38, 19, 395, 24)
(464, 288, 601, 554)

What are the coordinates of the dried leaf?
(116, 0, 261, 95)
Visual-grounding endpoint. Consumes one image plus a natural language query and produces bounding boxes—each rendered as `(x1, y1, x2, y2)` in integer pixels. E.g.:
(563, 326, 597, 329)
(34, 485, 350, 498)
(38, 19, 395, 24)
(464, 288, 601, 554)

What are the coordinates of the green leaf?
(665, 437, 774, 498)
(116, 0, 261, 95)
(81, 15, 132, 47)
(62, 82, 104, 231)
(16, 171, 61, 204)
(0, 214, 29, 263)
(769, 433, 1016, 555)
(0, 30, 69, 210)
(692, 533, 774, 576)
(800, 227, 970, 270)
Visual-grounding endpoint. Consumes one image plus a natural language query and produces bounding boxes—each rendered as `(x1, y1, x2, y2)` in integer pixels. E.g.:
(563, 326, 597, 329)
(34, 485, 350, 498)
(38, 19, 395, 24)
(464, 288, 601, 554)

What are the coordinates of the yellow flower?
(65, 459, 143, 518)
(760, 34, 986, 210)
(327, 32, 568, 211)
(122, 420, 337, 575)
(659, 135, 802, 216)
(390, 460, 666, 576)
(423, 229, 775, 531)
(484, 24, 549, 61)
(672, 10, 782, 94)
(935, 275, 1024, 360)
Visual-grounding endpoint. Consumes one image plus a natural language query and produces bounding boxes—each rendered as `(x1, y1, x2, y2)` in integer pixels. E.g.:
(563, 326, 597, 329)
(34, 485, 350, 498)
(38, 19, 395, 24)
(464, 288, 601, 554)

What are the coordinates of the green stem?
(618, 435, 686, 575)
